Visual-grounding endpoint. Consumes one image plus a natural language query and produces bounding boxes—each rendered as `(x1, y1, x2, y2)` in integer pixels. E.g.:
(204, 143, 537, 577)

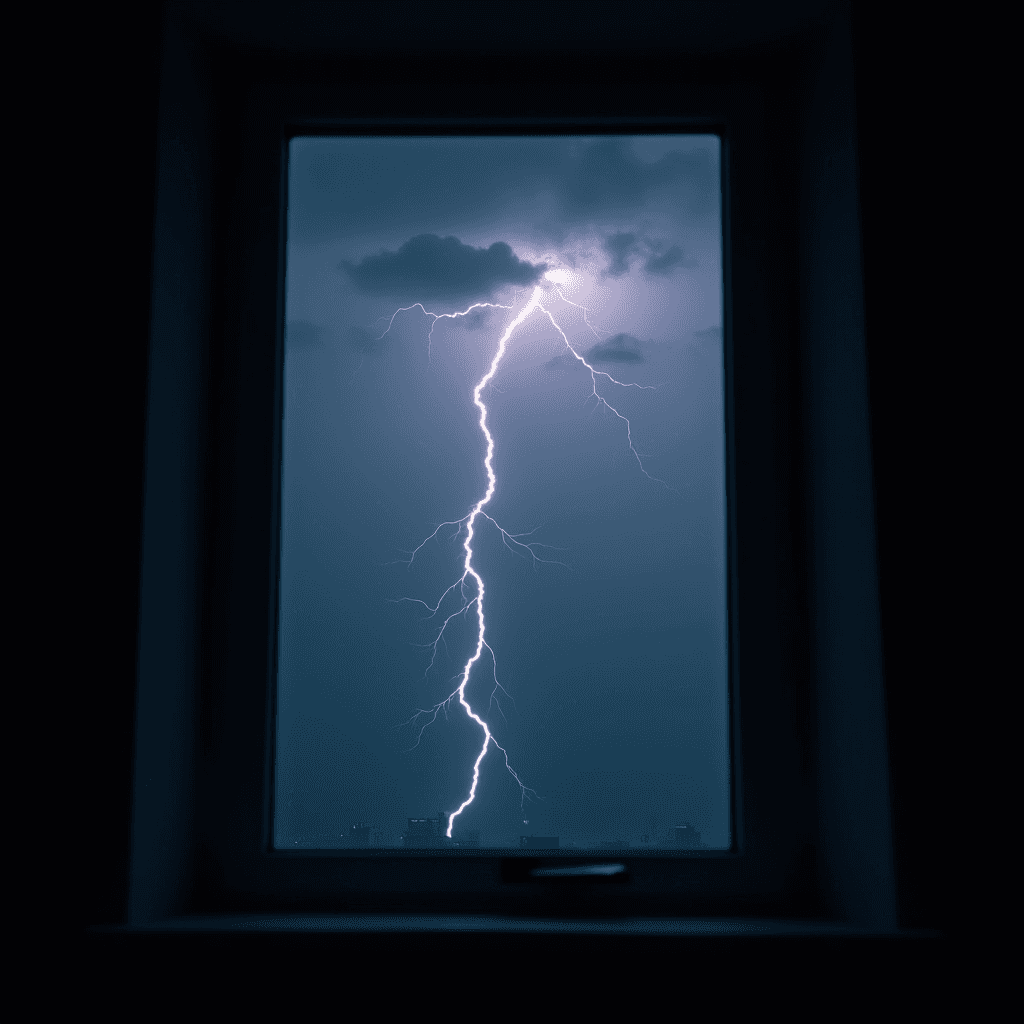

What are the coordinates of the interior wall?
(799, 9, 896, 928)
(127, 11, 213, 925)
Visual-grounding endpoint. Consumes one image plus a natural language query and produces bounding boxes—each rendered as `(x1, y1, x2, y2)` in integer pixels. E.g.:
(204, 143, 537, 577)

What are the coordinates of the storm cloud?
(586, 333, 644, 364)
(288, 136, 719, 245)
(340, 234, 546, 300)
(562, 137, 718, 219)
(603, 233, 640, 278)
(644, 245, 696, 276)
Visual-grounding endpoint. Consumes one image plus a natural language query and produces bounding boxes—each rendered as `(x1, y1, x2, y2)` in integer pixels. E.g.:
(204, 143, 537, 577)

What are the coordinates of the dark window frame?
(120, 1, 900, 933)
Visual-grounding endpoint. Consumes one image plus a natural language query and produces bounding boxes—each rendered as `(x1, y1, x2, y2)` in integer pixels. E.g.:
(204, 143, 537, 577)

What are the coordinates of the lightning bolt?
(374, 299, 515, 359)
(386, 278, 669, 839)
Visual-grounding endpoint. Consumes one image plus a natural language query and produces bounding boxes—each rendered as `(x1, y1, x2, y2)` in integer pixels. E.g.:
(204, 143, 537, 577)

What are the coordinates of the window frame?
(124, 2, 898, 931)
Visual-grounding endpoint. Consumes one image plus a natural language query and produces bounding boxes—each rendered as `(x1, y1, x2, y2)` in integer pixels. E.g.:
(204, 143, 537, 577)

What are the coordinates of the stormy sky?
(276, 135, 729, 849)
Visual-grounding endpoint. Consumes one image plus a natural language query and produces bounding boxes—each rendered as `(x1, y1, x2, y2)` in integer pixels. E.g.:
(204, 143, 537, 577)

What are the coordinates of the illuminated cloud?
(340, 234, 547, 300)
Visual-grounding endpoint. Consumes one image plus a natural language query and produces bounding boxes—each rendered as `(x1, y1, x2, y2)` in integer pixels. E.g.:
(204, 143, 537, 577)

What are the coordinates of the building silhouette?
(403, 812, 450, 848)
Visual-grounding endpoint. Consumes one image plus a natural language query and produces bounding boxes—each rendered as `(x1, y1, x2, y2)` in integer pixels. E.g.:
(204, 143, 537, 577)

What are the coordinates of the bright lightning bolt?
(374, 299, 515, 360)
(387, 270, 669, 840)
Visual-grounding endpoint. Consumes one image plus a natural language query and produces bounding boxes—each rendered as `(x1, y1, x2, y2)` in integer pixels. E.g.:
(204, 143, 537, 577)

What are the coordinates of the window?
(121, 3, 901, 933)
(276, 134, 729, 853)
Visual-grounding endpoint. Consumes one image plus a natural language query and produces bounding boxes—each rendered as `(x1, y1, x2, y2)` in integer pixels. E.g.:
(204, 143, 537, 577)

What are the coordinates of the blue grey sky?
(276, 135, 728, 849)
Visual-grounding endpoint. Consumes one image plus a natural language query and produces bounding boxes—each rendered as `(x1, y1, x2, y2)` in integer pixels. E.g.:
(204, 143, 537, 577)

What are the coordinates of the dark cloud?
(603, 233, 640, 278)
(643, 245, 696, 276)
(340, 234, 546, 300)
(290, 137, 718, 245)
(586, 333, 644, 364)
(291, 139, 560, 243)
(562, 138, 718, 219)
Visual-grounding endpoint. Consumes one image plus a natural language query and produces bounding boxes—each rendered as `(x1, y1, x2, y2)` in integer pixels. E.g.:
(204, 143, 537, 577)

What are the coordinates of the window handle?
(530, 863, 626, 879)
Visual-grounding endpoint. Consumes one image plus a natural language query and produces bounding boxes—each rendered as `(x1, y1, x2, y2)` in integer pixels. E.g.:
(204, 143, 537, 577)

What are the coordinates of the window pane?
(276, 135, 729, 851)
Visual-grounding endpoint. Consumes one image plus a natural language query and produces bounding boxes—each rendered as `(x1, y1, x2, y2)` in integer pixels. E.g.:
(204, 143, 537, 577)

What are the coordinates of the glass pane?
(276, 135, 728, 851)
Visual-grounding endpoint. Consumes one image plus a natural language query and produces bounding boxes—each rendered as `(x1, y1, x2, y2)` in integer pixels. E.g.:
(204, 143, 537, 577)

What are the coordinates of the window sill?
(94, 915, 939, 938)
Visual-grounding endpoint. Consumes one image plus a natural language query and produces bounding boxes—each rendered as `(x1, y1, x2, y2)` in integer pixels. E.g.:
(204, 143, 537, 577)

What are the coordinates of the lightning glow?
(388, 277, 669, 839)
